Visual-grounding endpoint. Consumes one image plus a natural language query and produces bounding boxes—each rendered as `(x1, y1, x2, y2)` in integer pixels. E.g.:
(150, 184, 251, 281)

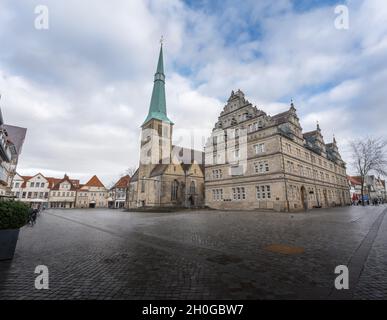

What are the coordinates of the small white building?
(109, 175, 130, 209)
(49, 174, 79, 208)
(76, 175, 108, 208)
(12, 173, 53, 208)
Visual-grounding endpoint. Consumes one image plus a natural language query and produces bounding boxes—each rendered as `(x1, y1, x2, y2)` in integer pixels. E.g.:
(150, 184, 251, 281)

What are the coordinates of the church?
(127, 44, 205, 208)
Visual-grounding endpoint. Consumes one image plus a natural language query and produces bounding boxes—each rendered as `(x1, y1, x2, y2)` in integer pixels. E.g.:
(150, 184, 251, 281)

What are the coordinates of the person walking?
(29, 208, 38, 226)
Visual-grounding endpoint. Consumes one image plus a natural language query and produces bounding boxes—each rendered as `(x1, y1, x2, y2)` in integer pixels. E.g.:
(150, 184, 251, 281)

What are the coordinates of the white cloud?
(1, 0, 386, 183)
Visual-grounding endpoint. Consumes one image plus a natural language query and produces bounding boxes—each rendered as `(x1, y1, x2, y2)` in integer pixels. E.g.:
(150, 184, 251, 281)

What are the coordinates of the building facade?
(12, 173, 54, 208)
(0, 105, 27, 199)
(76, 175, 108, 208)
(109, 175, 130, 208)
(11, 173, 110, 209)
(49, 175, 79, 208)
(348, 175, 387, 203)
(205, 90, 350, 212)
(127, 44, 205, 209)
(348, 176, 363, 203)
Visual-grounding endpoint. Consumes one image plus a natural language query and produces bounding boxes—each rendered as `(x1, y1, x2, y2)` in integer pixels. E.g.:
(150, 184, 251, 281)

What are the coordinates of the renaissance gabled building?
(127, 44, 205, 208)
(205, 90, 350, 212)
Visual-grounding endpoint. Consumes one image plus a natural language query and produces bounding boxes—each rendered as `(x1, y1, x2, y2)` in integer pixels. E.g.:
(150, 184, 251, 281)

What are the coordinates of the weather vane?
(160, 36, 164, 46)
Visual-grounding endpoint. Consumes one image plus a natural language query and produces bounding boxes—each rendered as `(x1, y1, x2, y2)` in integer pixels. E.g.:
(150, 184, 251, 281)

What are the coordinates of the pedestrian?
(29, 209, 38, 226)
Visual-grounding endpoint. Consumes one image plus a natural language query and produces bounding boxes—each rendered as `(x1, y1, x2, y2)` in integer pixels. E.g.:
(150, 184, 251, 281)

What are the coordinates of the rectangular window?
(232, 187, 246, 201)
(253, 122, 258, 131)
(212, 189, 223, 201)
(212, 169, 222, 179)
(256, 185, 271, 200)
(30, 182, 35, 188)
(235, 128, 239, 137)
(255, 143, 265, 154)
(254, 160, 269, 174)
(298, 165, 304, 176)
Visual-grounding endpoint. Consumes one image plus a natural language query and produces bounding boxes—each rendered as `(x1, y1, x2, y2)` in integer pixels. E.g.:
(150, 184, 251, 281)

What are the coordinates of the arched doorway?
(300, 186, 308, 211)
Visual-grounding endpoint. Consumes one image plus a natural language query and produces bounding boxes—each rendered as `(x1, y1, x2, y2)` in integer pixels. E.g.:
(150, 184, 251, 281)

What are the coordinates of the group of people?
(352, 198, 386, 206)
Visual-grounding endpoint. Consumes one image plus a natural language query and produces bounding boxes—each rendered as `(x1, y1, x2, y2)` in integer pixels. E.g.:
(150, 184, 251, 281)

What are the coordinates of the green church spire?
(142, 42, 173, 126)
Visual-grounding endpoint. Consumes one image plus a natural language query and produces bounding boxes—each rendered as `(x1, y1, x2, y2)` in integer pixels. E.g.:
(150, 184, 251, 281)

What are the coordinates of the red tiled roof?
(51, 175, 78, 191)
(85, 175, 105, 188)
(20, 176, 32, 188)
(19, 174, 78, 189)
(348, 176, 362, 186)
(114, 175, 130, 188)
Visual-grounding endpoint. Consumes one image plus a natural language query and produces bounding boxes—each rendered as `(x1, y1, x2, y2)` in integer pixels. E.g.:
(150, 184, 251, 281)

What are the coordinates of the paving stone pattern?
(0, 205, 386, 299)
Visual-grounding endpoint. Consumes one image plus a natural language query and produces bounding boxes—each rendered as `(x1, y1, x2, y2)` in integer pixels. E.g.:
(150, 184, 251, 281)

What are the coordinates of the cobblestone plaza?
(1, 206, 386, 300)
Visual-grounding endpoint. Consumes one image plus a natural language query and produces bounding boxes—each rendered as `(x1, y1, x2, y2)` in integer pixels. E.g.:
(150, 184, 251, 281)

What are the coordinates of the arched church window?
(190, 181, 196, 195)
(171, 180, 179, 200)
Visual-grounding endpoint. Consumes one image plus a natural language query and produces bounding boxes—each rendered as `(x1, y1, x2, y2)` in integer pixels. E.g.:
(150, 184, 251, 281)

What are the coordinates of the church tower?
(137, 43, 173, 205)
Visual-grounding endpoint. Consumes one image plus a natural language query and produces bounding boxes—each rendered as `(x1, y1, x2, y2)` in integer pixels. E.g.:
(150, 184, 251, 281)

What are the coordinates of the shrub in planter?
(0, 201, 30, 261)
(0, 201, 30, 229)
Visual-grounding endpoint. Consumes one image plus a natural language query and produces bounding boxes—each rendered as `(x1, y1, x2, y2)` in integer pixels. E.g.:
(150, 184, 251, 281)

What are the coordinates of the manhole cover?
(264, 244, 304, 255)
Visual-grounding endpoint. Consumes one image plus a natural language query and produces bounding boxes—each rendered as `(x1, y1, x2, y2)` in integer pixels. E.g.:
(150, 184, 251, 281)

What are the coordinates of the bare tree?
(125, 167, 137, 178)
(350, 137, 387, 205)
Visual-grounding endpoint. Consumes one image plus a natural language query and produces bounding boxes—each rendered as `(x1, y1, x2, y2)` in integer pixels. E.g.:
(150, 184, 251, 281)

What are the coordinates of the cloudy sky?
(1, 0, 386, 186)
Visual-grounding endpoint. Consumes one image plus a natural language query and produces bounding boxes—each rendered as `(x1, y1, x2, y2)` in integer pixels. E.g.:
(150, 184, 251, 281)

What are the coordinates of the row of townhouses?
(0, 105, 27, 199)
(348, 175, 387, 202)
(11, 173, 130, 209)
